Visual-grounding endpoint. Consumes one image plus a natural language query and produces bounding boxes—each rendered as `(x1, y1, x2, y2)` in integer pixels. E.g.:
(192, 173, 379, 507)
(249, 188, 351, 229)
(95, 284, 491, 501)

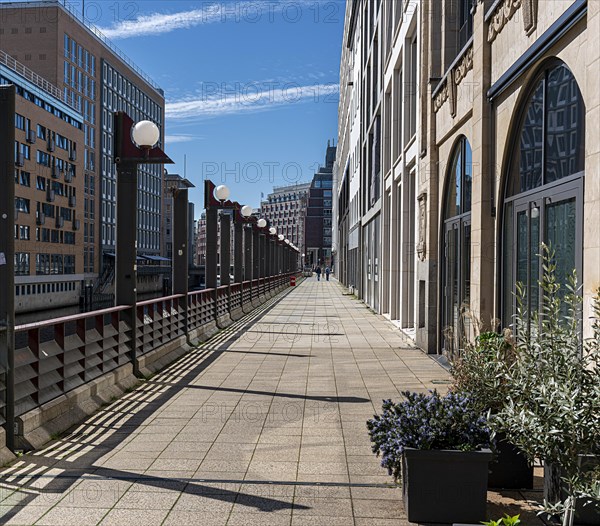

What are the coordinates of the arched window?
(502, 62, 585, 324)
(442, 137, 472, 356)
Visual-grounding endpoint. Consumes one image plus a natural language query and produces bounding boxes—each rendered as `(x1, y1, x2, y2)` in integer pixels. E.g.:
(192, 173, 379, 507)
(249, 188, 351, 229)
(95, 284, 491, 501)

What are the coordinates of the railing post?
(0, 85, 16, 451)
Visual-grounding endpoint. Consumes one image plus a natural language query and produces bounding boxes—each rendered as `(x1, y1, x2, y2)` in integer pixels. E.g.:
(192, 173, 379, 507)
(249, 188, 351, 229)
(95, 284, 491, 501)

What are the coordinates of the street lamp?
(114, 112, 173, 376)
(241, 205, 253, 218)
(269, 227, 277, 235)
(131, 120, 160, 148)
(214, 184, 230, 202)
(257, 218, 267, 228)
(278, 234, 284, 241)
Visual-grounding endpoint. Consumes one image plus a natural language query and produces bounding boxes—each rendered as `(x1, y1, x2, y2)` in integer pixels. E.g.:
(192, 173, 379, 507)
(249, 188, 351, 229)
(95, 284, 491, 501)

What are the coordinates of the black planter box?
(402, 448, 492, 524)
(488, 435, 534, 489)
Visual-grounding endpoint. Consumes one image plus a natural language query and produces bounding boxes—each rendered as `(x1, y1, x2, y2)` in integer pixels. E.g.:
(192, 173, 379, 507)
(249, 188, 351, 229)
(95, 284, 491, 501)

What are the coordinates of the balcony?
(69, 149, 77, 162)
(72, 219, 80, 231)
(26, 130, 36, 144)
(46, 189, 55, 203)
(56, 216, 64, 229)
(64, 171, 73, 183)
(15, 152, 24, 167)
(36, 212, 45, 225)
(69, 195, 76, 208)
(47, 138, 55, 152)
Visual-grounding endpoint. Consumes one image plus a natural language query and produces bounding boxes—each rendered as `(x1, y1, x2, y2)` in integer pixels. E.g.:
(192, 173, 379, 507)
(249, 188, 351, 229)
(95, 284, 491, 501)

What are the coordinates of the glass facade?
(100, 60, 163, 254)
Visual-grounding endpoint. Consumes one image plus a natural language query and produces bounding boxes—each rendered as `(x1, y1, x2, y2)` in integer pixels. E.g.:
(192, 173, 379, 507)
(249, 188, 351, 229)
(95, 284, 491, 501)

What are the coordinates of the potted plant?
(494, 246, 600, 526)
(367, 390, 493, 524)
(451, 330, 534, 489)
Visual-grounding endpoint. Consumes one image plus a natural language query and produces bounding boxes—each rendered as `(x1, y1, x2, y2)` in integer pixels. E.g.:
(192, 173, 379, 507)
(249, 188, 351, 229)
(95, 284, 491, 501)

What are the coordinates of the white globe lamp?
(132, 120, 160, 148)
(214, 185, 230, 201)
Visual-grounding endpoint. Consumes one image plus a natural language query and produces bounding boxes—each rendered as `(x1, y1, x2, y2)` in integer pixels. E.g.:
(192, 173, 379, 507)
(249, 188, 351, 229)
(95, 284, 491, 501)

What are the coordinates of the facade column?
(470, 3, 494, 327)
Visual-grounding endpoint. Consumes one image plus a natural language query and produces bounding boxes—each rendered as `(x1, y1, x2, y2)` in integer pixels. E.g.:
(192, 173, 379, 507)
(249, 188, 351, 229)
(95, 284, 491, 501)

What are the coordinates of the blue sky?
(67, 0, 344, 215)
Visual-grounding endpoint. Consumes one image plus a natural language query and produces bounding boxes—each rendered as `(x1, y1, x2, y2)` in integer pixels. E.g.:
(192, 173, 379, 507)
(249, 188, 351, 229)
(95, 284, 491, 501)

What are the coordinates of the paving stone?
(1, 280, 544, 525)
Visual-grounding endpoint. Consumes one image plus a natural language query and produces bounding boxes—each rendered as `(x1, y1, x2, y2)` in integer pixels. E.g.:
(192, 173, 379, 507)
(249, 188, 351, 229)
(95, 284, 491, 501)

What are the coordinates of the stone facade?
(336, 0, 599, 354)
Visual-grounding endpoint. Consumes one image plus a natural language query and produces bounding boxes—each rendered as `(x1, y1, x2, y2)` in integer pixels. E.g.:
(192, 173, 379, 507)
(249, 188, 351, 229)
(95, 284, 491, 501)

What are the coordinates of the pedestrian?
(315, 266, 321, 281)
(325, 266, 331, 281)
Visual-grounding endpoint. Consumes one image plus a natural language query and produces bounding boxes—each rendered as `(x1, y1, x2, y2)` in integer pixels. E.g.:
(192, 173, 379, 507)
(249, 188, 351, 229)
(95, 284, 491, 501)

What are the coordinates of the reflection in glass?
(517, 81, 544, 194)
(546, 197, 576, 300)
(546, 66, 584, 183)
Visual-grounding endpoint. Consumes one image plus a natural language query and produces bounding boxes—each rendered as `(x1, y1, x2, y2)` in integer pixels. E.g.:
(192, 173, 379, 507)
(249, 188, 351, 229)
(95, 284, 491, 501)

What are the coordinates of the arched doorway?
(442, 137, 472, 356)
(502, 61, 585, 325)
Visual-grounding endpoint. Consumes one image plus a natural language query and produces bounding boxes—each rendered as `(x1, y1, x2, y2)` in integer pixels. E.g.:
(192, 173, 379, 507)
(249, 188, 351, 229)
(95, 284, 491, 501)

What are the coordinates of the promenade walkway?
(0, 278, 540, 525)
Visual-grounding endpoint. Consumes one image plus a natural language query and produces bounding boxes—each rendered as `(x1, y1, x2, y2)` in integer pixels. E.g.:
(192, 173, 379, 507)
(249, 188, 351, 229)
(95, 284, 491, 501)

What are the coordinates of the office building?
(1, 50, 84, 313)
(260, 182, 310, 250)
(305, 143, 336, 267)
(0, 0, 166, 287)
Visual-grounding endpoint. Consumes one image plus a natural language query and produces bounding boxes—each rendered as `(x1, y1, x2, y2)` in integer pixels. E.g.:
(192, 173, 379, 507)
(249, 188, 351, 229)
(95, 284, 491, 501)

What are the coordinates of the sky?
(18, 0, 345, 216)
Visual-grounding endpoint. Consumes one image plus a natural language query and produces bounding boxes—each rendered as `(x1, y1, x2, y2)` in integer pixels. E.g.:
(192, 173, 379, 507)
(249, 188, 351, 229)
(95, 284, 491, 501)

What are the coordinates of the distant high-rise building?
(305, 143, 336, 267)
(260, 183, 310, 250)
(0, 0, 166, 283)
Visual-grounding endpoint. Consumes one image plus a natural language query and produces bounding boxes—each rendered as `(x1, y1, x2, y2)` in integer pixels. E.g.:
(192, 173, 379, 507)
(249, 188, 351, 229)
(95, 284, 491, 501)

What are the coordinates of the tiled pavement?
(0, 278, 543, 525)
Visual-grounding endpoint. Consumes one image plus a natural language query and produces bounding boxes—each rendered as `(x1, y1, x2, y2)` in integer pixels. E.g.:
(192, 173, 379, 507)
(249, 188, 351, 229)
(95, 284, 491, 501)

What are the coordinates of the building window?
(15, 253, 30, 275)
(441, 136, 472, 357)
(457, 0, 474, 51)
(502, 61, 585, 326)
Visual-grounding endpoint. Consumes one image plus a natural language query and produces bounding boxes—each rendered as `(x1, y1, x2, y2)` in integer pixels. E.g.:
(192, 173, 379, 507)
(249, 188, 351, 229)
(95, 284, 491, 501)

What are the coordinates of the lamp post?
(0, 85, 16, 451)
(240, 206, 253, 282)
(257, 218, 267, 279)
(114, 113, 173, 375)
(168, 176, 195, 336)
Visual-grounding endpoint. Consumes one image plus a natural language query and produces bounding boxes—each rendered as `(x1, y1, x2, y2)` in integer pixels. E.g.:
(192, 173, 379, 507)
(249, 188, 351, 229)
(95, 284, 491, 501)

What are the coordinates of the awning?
(104, 252, 147, 261)
(143, 255, 171, 262)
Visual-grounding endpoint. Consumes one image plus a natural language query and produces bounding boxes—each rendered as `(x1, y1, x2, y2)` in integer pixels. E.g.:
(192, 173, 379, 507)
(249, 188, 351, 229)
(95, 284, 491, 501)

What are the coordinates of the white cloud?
(165, 135, 201, 144)
(166, 82, 339, 120)
(100, 1, 314, 40)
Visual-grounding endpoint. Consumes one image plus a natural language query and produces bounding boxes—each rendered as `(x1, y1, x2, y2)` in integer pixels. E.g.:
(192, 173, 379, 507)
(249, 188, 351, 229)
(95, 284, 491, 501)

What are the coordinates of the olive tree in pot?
(494, 246, 600, 526)
(451, 330, 534, 489)
(367, 390, 493, 524)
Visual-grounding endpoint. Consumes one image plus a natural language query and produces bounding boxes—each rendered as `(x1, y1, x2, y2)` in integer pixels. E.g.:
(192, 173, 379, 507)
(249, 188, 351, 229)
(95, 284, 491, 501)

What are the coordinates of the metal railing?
(0, 273, 297, 428)
(0, 50, 77, 109)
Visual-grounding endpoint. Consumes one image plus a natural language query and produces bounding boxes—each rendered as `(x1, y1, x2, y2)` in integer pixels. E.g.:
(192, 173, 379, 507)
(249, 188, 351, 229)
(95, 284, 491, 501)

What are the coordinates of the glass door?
(442, 218, 470, 357)
(504, 183, 581, 325)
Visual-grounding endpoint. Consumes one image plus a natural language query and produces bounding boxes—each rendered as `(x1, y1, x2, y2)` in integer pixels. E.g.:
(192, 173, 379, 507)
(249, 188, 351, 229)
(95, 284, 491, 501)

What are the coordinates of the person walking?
(315, 266, 322, 281)
(325, 266, 331, 281)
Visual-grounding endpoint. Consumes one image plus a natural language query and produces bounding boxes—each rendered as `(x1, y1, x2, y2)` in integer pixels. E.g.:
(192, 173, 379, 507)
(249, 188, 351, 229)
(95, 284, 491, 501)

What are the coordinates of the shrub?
(367, 390, 491, 481)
